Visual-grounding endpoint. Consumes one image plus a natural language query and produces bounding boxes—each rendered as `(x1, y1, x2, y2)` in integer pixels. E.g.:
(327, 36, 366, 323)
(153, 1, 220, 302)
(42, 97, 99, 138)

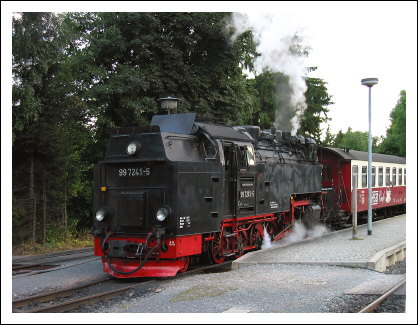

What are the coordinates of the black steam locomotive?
(92, 112, 323, 278)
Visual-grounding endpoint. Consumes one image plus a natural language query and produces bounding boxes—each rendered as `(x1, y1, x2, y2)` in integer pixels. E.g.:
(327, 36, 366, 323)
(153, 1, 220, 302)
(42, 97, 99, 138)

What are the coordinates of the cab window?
(238, 145, 255, 169)
(246, 145, 255, 166)
(223, 144, 232, 171)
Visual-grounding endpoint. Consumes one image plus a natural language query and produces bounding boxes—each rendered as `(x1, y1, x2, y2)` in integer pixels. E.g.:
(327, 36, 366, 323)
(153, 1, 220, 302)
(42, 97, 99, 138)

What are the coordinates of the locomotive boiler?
(92, 112, 323, 278)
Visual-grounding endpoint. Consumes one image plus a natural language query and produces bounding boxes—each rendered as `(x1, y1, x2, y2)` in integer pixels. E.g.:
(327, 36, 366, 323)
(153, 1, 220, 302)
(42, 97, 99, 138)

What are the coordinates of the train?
(318, 147, 406, 228)
(92, 111, 406, 278)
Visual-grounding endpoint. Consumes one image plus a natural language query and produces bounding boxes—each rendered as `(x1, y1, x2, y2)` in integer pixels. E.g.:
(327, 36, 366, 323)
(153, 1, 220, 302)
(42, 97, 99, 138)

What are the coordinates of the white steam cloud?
(261, 220, 329, 250)
(230, 12, 309, 134)
(261, 225, 272, 249)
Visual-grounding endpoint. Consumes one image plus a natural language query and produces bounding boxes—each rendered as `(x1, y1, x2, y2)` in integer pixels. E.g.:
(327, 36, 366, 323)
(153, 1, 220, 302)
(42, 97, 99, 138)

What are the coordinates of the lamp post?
(158, 97, 179, 115)
(361, 78, 378, 235)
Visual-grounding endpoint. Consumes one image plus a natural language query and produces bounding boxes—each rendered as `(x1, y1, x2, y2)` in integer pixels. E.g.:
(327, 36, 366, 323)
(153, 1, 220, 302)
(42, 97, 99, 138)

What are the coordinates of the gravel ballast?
(77, 259, 406, 314)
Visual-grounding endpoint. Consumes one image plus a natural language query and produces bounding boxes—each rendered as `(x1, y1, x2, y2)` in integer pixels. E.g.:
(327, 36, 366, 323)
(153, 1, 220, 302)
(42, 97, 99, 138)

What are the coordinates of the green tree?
(250, 69, 333, 138)
(321, 125, 336, 147)
(299, 75, 333, 142)
(251, 71, 279, 128)
(331, 127, 379, 151)
(376, 90, 406, 157)
(68, 12, 258, 144)
(12, 12, 93, 245)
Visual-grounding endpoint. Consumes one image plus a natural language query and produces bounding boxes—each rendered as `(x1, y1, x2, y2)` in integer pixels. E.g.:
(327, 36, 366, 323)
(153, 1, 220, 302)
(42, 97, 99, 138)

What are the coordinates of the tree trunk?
(29, 153, 36, 245)
(42, 166, 47, 244)
(63, 175, 68, 237)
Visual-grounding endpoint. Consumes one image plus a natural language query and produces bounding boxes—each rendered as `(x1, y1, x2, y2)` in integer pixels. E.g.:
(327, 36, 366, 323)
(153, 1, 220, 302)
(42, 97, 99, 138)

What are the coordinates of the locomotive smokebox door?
(117, 191, 148, 228)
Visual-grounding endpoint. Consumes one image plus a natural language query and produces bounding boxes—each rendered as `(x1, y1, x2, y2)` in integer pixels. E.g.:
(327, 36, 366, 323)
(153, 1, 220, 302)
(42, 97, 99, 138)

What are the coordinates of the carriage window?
(385, 167, 390, 186)
(362, 166, 367, 187)
(404, 168, 406, 185)
(392, 167, 397, 186)
(352, 165, 358, 189)
(372, 166, 376, 187)
(378, 166, 383, 187)
(398, 168, 403, 185)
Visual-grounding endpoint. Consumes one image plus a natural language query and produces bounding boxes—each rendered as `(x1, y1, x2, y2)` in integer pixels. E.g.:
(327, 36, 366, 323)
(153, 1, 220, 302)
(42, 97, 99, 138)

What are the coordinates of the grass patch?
(12, 233, 93, 256)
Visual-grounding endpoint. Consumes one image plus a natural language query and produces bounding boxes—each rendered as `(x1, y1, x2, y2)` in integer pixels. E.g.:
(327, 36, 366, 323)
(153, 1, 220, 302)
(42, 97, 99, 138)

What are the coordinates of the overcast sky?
(291, 1, 417, 138)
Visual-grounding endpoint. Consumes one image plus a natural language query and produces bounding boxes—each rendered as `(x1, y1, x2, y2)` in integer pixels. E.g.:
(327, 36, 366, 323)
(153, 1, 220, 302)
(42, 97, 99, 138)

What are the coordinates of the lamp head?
(361, 78, 378, 87)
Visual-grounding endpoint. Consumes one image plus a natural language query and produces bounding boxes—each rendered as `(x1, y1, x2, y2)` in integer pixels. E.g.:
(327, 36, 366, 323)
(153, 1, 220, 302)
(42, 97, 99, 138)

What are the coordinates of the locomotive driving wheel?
(178, 256, 190, 273)
(265, 222, 275, 241)
(209, 233, 226, 264)
(249, 225, 263, 250)
(234, 234, 245, 258)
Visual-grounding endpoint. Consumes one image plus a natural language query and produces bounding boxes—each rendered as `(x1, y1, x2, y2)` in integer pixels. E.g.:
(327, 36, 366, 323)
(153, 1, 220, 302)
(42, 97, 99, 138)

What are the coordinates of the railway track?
(12, 248, 98, 277)
(12, 260, 232, 313)
(359, 276, 406, 313)
(11, 214, 403, 313)
(12, 247, 93, 264)
(12, 278, 151, 313)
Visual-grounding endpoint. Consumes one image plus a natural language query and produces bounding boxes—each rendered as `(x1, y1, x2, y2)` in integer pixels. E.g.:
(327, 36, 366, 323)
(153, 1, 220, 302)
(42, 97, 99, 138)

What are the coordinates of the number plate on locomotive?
(118, 167, 151, 177)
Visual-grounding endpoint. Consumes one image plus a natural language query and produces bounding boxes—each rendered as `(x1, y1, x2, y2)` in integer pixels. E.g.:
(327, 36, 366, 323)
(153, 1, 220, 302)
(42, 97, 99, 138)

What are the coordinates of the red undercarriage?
(102, 258, 188, 278)
(95, 199, 313, 278)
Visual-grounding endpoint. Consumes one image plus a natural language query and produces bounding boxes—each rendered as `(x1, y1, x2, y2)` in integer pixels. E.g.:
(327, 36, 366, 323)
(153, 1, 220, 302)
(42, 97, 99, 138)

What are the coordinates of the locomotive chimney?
(158, 96, 179, 115)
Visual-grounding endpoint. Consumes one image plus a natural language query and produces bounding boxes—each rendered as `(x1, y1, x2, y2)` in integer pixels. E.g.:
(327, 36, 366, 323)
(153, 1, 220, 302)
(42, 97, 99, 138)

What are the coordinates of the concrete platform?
(232, 214, 406, 272)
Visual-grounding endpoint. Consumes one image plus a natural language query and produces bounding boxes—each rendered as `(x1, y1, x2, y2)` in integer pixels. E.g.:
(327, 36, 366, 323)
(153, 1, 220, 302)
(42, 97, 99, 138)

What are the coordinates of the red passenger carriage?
(318, 147, 406, 227)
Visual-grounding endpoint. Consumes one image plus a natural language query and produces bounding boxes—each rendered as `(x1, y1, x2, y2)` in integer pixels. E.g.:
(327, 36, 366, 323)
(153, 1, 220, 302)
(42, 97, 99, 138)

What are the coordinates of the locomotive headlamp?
(156, 207, 170, 222)
(126, 141, 141, 156)
(95, 209, 107, 222)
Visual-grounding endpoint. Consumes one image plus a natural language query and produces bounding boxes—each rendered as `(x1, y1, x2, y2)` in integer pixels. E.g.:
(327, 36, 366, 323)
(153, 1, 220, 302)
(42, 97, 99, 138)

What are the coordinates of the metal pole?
(352, 175, 358, 239)
(361, 77, 377, 236)
(367, 86, 372, 235)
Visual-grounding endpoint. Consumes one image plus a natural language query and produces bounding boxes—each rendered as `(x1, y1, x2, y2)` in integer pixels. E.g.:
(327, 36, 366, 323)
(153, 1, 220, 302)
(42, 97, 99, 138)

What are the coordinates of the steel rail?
(12, 276, 111, 309)
(12, 252, 95, 271)
(178, 260, 232, 277)
(25, 283, 145, 313)
(12, 248, 93, 264)
(359, 276, 406, 313)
